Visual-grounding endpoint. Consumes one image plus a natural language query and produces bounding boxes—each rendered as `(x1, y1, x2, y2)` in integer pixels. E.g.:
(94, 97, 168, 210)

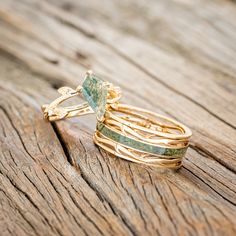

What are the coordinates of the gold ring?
(42, 71, 192, 169)
(94, 103, 192, 169)
(41, 70, 121, 121)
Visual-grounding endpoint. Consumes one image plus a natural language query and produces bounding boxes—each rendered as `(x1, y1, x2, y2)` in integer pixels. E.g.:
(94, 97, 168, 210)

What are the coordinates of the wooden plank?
(0, 52, 131, 236)
(0, 0, 235, 235)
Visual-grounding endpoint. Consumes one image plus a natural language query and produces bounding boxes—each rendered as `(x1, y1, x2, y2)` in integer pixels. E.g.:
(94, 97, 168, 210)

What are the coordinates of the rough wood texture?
(0, 0, 236, 235)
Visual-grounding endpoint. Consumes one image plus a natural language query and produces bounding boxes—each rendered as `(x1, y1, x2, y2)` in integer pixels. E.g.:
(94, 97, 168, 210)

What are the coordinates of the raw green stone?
(97, 122, 187, 157)
(82, 74, 108, 120)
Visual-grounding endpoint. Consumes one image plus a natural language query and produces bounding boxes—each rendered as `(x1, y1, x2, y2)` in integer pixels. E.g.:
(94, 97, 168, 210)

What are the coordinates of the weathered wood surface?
(0, 0, 236, 235)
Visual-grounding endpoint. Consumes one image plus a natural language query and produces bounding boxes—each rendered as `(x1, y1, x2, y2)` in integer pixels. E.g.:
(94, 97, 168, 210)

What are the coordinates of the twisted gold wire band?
(94, 103, 192, 169)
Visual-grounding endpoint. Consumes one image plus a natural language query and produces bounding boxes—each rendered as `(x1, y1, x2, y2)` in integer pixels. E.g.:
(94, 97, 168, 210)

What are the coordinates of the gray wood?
(0, 0, 236, 235)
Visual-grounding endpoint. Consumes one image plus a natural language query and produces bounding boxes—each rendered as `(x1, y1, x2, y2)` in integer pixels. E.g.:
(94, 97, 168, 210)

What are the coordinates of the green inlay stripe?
(97, 122, 187, 157)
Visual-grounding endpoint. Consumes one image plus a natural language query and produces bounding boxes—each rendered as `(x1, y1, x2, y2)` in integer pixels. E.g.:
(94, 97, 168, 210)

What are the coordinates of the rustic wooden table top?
(0, 0, 236, 235)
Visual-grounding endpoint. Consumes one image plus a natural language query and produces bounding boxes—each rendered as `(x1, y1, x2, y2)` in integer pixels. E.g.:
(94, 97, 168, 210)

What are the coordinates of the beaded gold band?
(42, 71, 192, 168)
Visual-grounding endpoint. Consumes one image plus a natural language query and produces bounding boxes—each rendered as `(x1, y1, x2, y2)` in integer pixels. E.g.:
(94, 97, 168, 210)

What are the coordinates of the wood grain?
(0, 0, 236, 235)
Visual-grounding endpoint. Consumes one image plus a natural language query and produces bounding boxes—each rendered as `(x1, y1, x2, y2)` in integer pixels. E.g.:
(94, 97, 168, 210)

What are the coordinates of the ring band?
(94, 103, 191, 169)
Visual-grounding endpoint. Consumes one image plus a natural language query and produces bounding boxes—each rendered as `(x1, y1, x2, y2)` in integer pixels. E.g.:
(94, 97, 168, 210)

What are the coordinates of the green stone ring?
(42, 71, 121, 121)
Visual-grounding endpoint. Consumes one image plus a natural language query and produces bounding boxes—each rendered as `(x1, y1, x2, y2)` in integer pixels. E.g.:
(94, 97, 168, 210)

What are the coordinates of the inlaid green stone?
(82, 74, 108, 120)
(97, 122, 187, 157)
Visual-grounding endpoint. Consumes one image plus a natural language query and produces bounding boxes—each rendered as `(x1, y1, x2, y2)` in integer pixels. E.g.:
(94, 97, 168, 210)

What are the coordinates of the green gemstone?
(97, 122, 187, 157)
(82, 74, 108, 120)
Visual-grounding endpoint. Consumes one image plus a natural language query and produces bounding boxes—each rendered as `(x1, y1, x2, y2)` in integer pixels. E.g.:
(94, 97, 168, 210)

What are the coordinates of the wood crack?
(167, 184, 199, 236)
(49, 123, 135, 235)
(0, 168, 62, 236)
(77, 189, 115, 235)
(51, 122, 74, 165)
(53, 175, 92, 236)
(183, 167, 236, 207)
(190, 144, 236, 175)
(0, 187, 39, 236)
(0, 106, 37, 162)
(154, 185, 177, 236)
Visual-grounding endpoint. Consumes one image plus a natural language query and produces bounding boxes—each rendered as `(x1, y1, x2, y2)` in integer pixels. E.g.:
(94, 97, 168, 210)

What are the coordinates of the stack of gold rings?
(42, 71, 192, 169)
